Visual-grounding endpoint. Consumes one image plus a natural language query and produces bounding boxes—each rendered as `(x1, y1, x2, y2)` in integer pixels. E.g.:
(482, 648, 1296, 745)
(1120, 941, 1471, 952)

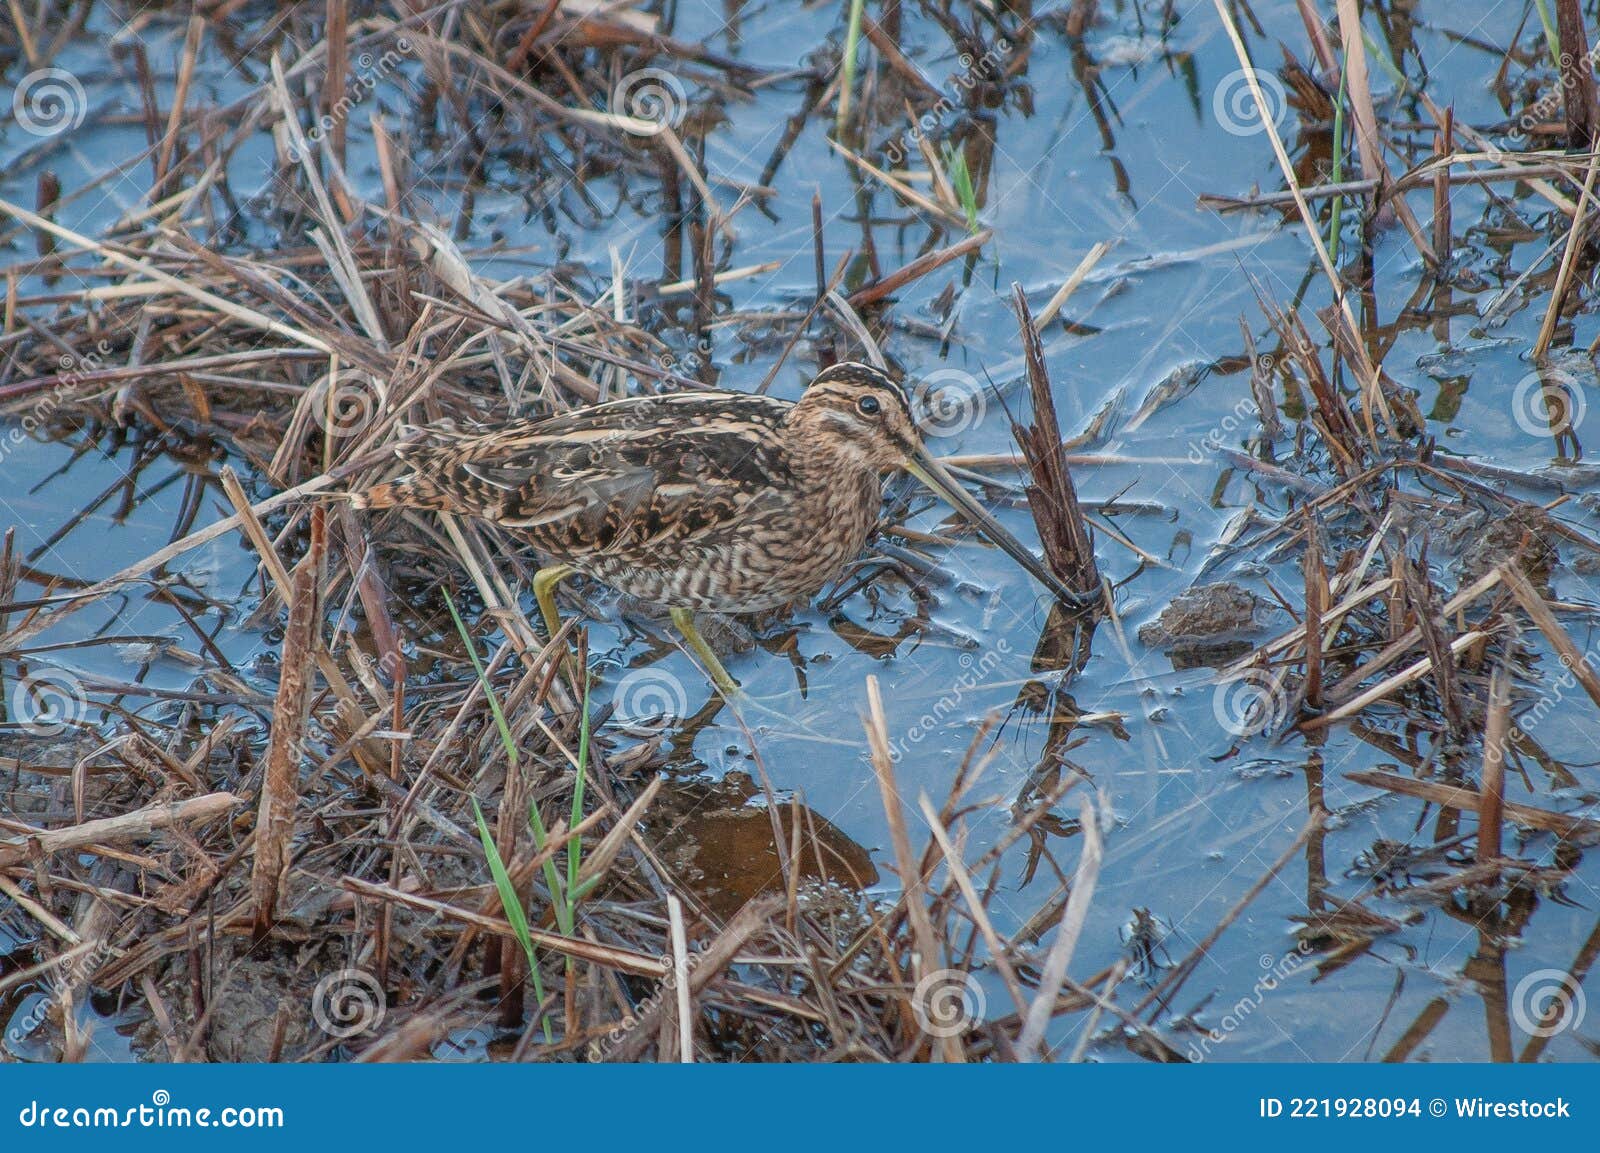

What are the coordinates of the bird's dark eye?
(857, 395, 882, 416)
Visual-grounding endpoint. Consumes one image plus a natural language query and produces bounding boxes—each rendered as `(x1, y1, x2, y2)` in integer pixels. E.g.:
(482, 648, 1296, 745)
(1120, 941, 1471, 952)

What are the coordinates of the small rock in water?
(1138, 582, 1272, 667)
(1452, 504, 1559, 590)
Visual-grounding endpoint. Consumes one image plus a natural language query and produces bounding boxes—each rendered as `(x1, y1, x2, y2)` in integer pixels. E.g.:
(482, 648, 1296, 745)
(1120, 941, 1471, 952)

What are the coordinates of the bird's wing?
(395, 394, 795, 552)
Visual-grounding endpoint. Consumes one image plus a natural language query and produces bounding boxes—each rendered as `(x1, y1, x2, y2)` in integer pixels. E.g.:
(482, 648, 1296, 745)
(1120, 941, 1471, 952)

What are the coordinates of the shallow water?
(3, 0, 1599, 1061)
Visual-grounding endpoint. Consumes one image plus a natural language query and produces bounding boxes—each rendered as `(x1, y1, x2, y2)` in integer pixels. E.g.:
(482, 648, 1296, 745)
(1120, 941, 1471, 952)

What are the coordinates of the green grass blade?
(1328, 62, 1348, 265)
(1359, 28, 1410, 93)
(568, 676, 591, 901)
(836, 0, 866, 131)
(1532, 0, 1561, 71)
(444, 591, 518, 770)
(943, 144, 980, 234)
(471, 796, 552, 1043)
(528, 794, 573, 937)
(445, 590, 570, 933)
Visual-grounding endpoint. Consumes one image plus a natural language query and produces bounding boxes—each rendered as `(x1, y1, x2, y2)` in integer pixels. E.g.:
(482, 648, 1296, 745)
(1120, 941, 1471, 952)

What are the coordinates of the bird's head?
(794, 361, 1086, 606)
(793, 361, 921, 472)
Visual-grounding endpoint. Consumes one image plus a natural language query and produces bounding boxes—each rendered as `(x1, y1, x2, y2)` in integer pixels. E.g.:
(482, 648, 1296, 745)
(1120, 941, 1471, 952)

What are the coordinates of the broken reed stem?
(812, 188, 826, 305)
(1334, 2, 1381, 199)
(1556, 0, 1598, 150)
(1034, 241, 1111, 331)
(1400, 545, 1467, 740)
(251, 555, 318, 937)
(1010, 283, 1099, 597)
(1478, 647, 1511, 865)
(324, 0, 350, 170)
(0, 792, 242, 868)
(1303, 516, 1326, 707)
(863, 678, 938, 974)
(848, 227, 991, 307)
(1502, 563, 1600, 713)
(1533, 147, 1600, 358)
(154, 13, 205, 196)
(1302, 629, 1489, 731)
(1432, 107, 1453, 270)
(1016, 791, 1101, 1060)
(667, 894, 694, 1063)
(1348, 771, 1600, 841)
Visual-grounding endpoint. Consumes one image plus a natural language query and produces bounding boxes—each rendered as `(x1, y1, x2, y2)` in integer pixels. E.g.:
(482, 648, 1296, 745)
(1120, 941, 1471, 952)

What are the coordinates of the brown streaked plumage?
(354, 362, 1082, 691)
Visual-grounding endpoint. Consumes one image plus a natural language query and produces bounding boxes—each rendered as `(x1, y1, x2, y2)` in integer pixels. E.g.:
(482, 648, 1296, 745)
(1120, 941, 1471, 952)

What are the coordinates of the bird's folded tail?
(348, 429, 469, 511)
(348, 474, 455, 512)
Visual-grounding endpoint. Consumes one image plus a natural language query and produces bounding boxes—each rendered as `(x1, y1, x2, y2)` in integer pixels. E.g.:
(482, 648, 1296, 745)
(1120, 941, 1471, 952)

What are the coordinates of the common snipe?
(354, 362, 1083, 692)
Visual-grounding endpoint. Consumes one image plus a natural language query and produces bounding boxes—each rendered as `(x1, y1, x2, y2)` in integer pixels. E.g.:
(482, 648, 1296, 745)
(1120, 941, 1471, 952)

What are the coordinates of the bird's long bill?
(903, 442, 1086, 606)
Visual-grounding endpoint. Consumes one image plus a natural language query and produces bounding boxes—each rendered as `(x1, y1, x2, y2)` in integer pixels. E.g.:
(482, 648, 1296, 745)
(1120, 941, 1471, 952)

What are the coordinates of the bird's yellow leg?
(670, 607, 740, 697)
(533, 564, 582, 685)
(533, 564, 575, 641)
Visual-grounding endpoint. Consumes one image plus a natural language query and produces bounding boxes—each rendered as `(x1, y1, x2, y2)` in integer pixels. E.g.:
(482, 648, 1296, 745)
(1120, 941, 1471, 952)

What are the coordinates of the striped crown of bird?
(353, 362, 1078, 692)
